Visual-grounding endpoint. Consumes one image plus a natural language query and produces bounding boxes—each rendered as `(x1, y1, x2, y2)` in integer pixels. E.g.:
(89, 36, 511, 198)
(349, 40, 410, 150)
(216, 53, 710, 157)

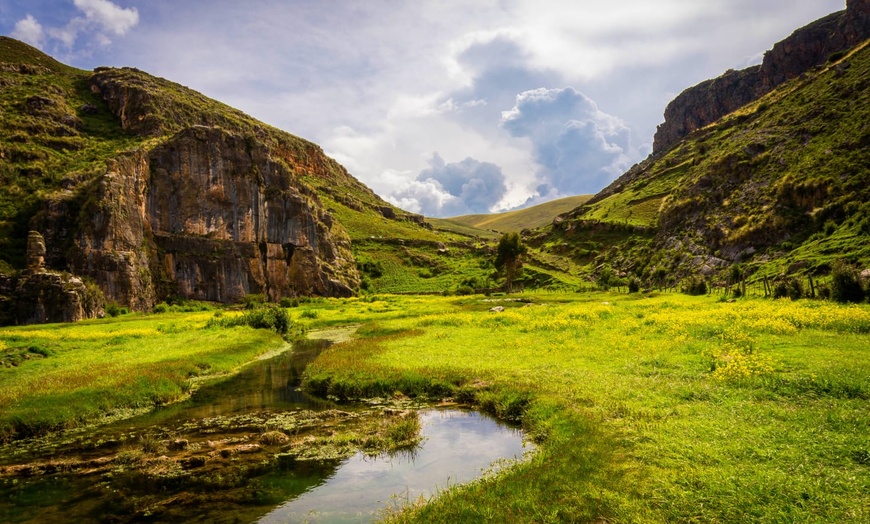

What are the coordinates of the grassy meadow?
(2, 292, 869, 523)
(0, 310, 285, 441)
(299, 293, 870, 523)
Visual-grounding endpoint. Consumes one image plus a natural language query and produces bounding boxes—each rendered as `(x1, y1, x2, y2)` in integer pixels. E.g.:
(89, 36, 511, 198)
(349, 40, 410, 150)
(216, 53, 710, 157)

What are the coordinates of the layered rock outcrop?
(0, 231, 105, 325)
(653, 0, 870, 153)
(47, 126, 358, 310)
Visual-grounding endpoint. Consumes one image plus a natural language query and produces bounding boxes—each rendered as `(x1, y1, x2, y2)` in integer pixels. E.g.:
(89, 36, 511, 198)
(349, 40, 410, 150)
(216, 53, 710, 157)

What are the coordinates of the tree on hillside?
(494, 232, 527, 293)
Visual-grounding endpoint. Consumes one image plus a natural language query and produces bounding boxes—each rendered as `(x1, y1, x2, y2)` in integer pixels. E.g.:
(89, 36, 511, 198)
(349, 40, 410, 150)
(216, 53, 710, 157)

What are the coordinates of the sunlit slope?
(430, 195, 593, 237)
(539, 40, 870, 282)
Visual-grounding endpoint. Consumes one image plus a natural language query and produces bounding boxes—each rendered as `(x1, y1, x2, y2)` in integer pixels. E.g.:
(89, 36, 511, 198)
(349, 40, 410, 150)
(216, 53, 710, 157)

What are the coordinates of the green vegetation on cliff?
(537, 40, 870, 290)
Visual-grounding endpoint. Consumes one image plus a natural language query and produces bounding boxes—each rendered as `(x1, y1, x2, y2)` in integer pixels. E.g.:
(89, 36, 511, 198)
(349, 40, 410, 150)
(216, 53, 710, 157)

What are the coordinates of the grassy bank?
(299, 293, 870, 522)
(0, 311, 285, 441)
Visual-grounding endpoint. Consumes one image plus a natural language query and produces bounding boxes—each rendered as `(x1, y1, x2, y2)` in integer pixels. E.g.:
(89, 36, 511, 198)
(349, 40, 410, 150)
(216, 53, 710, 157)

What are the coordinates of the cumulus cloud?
(502, 87, 632, 197)
(11, 0, 138, 51)
(73, 0, 139, 36)
(386, 153, 508, 217)
(11, 15, 44, 48)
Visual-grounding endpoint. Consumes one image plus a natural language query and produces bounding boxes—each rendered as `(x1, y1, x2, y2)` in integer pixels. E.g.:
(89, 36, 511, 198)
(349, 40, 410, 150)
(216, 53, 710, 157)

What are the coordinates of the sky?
(2, 0, 847, 217)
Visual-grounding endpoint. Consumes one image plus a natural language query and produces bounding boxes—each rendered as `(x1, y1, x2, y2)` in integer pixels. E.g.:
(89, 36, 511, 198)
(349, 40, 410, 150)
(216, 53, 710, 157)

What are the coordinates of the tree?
(494, 232, 527, 293)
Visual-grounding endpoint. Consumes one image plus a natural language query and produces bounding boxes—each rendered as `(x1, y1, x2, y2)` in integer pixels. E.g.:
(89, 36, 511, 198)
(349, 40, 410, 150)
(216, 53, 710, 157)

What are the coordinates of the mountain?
(535, 24, 870, 289)
(428, 195, 593, 238)
(653, 0, 870, 154)
(0, 37, 442, 322)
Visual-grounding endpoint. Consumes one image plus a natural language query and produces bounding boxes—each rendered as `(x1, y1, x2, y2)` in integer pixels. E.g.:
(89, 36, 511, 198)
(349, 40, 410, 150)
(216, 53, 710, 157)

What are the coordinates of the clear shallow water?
(261, 410, 529, 523)
(0, 336, 531, 523)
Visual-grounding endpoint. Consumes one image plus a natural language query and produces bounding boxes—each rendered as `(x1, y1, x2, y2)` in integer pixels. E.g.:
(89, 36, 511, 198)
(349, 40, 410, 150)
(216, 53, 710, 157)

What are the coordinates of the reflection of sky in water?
(259, 410, 531, 523)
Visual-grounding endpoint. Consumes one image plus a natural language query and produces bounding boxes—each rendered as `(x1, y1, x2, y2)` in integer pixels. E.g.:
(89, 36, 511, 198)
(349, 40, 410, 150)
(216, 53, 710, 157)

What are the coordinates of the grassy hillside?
(430, 195, 592, 237)
(0, 37, 512, 295)
(0, 38, 144, 268)
(537, 39, 870, 289)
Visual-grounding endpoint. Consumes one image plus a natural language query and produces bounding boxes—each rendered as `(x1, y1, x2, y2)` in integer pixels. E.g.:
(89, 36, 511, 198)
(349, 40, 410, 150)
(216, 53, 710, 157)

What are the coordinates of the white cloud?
(11, 0, 138, 53)
(11, 15, 44, 49)
(409, 153, 508, 216)
(502, 87, 633, 196)
(73, 0, 139, 36)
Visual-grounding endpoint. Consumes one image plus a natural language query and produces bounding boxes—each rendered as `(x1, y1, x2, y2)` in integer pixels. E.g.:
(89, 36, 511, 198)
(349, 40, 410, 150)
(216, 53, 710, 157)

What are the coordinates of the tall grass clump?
(830, 260, 865, 303)
(206, 304, 291, 336)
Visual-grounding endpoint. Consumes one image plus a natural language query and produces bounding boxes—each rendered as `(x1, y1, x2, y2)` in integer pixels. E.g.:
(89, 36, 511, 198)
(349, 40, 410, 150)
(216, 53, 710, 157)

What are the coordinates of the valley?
(1, 1, 870, 522)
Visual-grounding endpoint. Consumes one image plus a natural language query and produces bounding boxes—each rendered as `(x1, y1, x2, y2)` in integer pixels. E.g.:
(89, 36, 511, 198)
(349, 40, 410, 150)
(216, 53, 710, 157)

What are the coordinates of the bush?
(241, 293, 267, 309)
(681, 277, 707, 296)
(455, 285, 475, 296)
(830, 261, 865, 303)
(828, 50, 847, 63)
(106, 303, 123, 317)
(206, 305, 291, 336)
(628, 278, 640, 294)
(279, 297, 299, 308)
(153, 303, 169, 314)
(773, 277, 803, 300)
(817, 284, 832, 300)
(300, 309, 319, 319)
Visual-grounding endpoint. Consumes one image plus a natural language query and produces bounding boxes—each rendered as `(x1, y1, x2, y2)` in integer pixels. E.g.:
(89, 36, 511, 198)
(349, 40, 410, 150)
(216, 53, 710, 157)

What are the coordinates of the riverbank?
(0, 310, 285, 442)
(298, 293, 870, 522)
(2, 293, 869, 522)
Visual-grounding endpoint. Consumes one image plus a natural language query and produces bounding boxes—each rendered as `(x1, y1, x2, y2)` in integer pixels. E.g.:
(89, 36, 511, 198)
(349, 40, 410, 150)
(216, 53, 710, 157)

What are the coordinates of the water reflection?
(0, 336, 532, 524)
(260, 410, 530, 523)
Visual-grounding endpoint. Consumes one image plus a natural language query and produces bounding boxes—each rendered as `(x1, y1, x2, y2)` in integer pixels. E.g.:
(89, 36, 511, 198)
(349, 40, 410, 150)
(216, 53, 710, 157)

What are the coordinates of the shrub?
(455, 285, 475, 296)
(773, 277, 803, 300)
(830, 261, 865, 303)
(681, 277, 707, 296)
(106, 303, 123, 317)
(817, 284, 832, 300)
(241, 293, 267, 309)
(828, 50, 847, 63)
(279, 297, 299, 308)
(628, 278, 640, 294)
(300, 309, 319, 319)
(153, 303, 169, 314)
(206, 304, 291, 336)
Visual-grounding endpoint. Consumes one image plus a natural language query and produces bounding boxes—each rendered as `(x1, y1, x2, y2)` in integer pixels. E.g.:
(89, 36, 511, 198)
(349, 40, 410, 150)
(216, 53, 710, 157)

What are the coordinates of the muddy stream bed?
(0, 328, 531, 523)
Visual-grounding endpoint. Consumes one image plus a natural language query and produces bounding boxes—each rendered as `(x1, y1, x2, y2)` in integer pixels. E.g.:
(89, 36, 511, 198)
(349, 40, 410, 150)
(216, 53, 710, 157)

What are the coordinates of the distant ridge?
(429, 195, 593, 237)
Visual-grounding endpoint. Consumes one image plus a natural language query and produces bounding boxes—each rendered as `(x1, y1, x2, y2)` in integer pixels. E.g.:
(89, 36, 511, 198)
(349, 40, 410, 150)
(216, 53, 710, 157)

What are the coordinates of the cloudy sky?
(2, 0, 846, 217)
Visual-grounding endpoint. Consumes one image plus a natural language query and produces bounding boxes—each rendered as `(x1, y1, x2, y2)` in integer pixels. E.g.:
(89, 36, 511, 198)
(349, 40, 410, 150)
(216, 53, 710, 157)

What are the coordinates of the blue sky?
(2, 0, 846, 216)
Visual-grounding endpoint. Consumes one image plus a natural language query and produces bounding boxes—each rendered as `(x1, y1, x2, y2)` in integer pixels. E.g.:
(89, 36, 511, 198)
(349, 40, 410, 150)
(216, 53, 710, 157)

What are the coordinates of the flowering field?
(300, 293, 870, 523)
(1, 292, 868, 521)
(0, 312, 283, 441)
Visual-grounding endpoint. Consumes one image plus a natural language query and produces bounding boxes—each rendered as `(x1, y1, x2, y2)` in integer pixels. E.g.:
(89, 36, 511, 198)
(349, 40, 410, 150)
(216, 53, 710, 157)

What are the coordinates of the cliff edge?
(653, 0, 870, 154)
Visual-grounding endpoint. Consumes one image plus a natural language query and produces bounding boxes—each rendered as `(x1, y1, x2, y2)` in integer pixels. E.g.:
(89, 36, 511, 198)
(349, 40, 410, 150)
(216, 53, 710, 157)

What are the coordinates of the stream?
(0, 330, 531, 523)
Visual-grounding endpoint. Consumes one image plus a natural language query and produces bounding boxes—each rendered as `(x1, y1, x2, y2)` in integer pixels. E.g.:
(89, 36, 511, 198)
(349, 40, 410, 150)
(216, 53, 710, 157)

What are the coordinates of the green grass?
(433, 195, 593, 234)
(0, 311, 285, 440)
(540, 40, 870, 288)
(299, 293, 870, 522)
(354, 241, 495, 294)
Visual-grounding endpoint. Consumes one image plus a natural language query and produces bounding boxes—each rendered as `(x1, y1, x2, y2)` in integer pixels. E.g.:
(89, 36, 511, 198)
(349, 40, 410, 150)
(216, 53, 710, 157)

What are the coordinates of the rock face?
(11, 272, 104, 325)
(0, 232, 105, 325)
(49, 126, 358, 310)
(653, 0, 870, 153)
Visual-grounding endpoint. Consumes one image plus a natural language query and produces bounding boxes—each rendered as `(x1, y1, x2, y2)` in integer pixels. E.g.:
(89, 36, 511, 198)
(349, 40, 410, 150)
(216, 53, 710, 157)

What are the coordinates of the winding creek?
(0, 329, 531, 523)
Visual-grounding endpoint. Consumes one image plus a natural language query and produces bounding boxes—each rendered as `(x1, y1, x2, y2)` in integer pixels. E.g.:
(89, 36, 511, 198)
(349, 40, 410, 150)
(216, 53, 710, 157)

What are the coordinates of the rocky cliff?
(0, 232, 105, 325)
(49, 126, 358, 309)
(1, 37, 427, 319)
(653, 0, 870, 153)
